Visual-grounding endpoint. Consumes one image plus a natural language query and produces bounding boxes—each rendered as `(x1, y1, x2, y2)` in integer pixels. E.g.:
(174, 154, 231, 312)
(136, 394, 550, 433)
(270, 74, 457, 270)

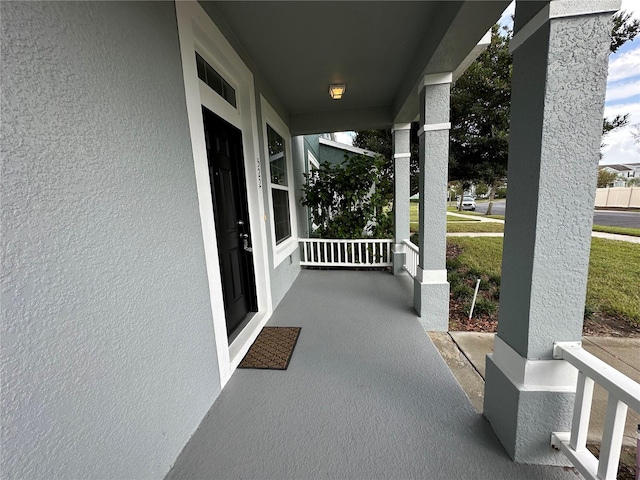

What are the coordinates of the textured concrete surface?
(449, 331, 495, 379)
(428, 332, 485, 413)
(440, 333, 640, 447)
(167, 270, 577, 480)
(1, 3, 223, 479)
(486, 5, 620, 462)
(393, 126, 411, 276)
(414, 83, 450, 325)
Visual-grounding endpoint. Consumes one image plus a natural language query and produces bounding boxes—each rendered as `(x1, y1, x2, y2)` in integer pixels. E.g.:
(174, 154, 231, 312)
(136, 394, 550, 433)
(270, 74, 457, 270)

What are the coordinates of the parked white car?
(461, 196, 476, 211)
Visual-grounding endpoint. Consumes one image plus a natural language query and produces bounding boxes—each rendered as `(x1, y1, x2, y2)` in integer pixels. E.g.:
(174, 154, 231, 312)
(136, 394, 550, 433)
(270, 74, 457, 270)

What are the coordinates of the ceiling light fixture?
(329, 83, 346, 100)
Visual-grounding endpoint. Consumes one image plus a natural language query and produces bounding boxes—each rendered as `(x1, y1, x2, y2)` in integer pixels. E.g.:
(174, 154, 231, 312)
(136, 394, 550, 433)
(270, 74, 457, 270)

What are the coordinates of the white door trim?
(175, 1, 273, 388)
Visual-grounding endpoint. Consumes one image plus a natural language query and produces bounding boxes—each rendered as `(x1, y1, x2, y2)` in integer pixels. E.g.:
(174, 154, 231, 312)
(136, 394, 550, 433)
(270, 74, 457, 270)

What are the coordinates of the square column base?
(484, 343, 576, 466)
(392, 251, 406, 276)
(413, 277, 449, 330)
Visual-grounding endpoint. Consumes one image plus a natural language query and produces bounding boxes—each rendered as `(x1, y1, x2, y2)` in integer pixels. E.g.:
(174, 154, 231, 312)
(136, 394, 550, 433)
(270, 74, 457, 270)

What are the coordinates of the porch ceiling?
(201, 1, 510, 135)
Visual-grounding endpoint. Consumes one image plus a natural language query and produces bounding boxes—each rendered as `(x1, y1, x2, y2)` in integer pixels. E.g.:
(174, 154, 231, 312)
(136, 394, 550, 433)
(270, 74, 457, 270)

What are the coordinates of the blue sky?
(338, 2, 640, 165)
(601, 0, 640, 165)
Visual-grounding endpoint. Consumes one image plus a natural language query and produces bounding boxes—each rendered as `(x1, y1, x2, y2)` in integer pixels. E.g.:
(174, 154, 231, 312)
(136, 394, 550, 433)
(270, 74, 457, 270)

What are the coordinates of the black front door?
(202, 107, 257, 338)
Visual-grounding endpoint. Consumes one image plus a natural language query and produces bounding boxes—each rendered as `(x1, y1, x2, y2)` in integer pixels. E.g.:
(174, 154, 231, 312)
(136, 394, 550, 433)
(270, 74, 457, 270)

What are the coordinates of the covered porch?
(167, 269, 575, 479)
(2, 1, 634, 478)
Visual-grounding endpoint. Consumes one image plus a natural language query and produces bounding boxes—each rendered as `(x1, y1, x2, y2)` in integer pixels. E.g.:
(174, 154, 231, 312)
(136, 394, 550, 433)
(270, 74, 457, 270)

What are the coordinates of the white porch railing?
(299, 238, 393, 268)
(402, 239, 419, 279)
(551, 342, 640, 480)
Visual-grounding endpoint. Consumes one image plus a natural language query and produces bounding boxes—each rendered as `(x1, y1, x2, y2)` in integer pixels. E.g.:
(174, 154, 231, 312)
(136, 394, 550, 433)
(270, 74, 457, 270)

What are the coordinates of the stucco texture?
(1, 2, 221, 478)
(499, 12, 613, 360)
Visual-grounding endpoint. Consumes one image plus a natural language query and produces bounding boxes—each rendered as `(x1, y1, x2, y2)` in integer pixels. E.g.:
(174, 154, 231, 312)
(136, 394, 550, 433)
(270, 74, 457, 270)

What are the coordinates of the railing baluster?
(597, 397, 628, 480)
(550, 342, 640, 480)
(569, 373, 594, 451)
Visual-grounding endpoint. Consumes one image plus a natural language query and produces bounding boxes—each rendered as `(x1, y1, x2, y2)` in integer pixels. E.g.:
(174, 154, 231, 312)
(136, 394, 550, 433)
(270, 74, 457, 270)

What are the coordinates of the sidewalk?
(429, 332, 640, 447)
(444, 212, 640, 243)
(447, 211, 504, 223)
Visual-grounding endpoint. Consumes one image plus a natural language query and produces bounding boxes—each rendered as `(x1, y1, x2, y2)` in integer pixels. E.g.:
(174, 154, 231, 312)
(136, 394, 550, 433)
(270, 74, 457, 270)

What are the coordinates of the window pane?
(223, 79, 237, 108)
(205, 63, 224, 97)
(196, 52, 206, 82)
(267, 125, 287, 186)
(272, 189, 291, 244)
(195, 52, 237, 109)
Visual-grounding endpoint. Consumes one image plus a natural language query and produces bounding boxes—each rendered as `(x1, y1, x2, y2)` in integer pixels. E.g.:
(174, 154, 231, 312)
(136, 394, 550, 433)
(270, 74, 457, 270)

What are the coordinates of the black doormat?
(238, 327, 301, 370)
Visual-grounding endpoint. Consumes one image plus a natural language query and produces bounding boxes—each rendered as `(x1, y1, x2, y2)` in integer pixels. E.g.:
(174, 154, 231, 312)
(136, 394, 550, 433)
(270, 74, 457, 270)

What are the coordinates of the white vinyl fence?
(595, 187, 639, 208)
(551, 342, 640, 480)
(299, 238, 393, 268)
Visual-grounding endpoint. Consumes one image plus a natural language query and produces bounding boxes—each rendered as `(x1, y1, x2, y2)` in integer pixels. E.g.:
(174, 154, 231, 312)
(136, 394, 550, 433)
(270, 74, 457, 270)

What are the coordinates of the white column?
(392, 124, 411, 275)
(413, 73, 451, 330)
(483, 0, 621, 465)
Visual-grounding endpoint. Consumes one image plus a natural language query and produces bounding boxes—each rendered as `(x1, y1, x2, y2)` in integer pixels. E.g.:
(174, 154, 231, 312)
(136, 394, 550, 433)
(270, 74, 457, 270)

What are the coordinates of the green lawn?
(446, 237, 640, 325)
(447, 222, 504, 233)
(587, 238, 640, 322)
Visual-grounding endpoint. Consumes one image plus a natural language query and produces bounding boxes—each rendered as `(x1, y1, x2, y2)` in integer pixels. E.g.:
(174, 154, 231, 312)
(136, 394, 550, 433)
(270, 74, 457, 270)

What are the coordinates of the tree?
(449, 24, 511, 215)
(631, 124, 640, 152)
(301, 154, 393, 239)
(597, 169, 618, 188)
(448, 12, 637, 216)
(601, 12, 639, 135)
(610, 10, 640, 53)
(627, 177, 640, 187)
(353, 126, 421, 196)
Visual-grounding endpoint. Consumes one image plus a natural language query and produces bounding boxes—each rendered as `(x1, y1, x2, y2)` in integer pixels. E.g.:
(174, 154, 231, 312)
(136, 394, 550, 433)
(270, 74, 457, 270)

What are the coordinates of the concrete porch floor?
(167, 270, 578, 479)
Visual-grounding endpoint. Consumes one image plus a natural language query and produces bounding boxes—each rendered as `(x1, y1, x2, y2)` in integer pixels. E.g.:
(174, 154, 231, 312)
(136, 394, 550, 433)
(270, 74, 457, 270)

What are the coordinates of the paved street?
(593, 210, 640, 228)
(474, 200, 640, 228)
(474, 199, 506, 216)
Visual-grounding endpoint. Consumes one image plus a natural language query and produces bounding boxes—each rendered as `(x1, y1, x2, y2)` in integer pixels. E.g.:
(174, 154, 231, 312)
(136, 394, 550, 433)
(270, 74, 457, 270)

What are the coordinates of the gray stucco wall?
(1, 3, 222, 478)
(253, 93, 301, 309)
(319, 143, 354, 166)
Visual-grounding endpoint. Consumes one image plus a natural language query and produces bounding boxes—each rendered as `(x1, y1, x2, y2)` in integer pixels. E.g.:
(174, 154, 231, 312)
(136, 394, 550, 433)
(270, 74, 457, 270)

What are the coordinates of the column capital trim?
(417, 123, 451, 137)
(416, 268, 447, 284)
(392, 123, 411, 132)
(491, 336, 578, 392)
(510, 0, 621, 54)
(421, 72, 452, 87)
(393, 153, 411, 159)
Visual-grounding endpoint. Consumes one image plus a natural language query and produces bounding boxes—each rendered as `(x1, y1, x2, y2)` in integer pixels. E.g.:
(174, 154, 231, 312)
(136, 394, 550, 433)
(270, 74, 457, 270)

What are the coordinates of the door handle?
(242, 237, 253, 253)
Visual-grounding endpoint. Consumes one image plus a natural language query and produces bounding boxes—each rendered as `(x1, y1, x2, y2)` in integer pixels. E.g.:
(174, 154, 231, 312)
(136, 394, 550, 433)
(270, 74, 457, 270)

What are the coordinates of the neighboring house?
(1, 1, 623, 478)
(298, 135, 377, 236)
(601, 162, 640, 186)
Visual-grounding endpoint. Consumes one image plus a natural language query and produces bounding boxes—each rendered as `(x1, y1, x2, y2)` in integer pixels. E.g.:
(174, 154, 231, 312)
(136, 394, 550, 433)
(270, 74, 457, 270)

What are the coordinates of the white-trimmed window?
(262, 97, 297, 266)
(267, 124, 291, 244)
